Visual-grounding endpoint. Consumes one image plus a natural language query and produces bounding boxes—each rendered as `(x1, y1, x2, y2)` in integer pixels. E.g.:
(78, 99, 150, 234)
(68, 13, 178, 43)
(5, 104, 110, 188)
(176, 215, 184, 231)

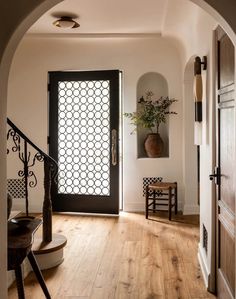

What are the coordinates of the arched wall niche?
(136, 72, 169, 158)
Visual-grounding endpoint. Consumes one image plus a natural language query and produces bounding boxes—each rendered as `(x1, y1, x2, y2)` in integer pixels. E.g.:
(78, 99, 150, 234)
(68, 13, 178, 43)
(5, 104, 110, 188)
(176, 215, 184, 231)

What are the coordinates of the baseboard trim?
(123, 201, 183, 212)
(183, 204, 200, 215)
(198, 243, 209, 288)
(123, 202, 145, 212)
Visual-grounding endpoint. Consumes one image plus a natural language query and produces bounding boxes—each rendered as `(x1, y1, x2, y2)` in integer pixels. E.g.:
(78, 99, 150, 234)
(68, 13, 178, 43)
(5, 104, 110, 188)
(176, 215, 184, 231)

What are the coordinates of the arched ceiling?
(25, 0, 217, 65)
(27, 0, 213, 37)
(28, 0, 167, 35)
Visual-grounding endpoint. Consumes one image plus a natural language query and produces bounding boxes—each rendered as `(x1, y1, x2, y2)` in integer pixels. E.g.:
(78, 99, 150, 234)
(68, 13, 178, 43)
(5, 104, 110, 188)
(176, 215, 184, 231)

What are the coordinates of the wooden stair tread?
(32, 233, 67, 255)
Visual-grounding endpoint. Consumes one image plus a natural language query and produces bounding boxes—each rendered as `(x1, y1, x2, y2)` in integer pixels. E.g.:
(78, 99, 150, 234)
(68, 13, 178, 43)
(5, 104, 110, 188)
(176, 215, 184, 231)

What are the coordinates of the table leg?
(15, 265, 25, 299)
(27, 251, 51, 299)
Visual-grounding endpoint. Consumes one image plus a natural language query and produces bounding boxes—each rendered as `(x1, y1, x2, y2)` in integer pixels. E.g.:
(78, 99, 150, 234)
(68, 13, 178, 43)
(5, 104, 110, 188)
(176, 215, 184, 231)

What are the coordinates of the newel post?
(43, 158, 52, 242)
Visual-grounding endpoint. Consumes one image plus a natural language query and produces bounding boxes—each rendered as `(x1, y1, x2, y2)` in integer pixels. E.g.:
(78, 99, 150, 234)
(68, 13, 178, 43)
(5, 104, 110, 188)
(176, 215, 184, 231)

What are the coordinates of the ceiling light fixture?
(53, 16, 80, 29)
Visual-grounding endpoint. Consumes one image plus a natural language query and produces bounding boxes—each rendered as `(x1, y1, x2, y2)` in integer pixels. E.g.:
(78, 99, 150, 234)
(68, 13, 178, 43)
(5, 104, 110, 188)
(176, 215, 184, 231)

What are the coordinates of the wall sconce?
(194, 56, 207, 122)
(193, 56, 207, 145)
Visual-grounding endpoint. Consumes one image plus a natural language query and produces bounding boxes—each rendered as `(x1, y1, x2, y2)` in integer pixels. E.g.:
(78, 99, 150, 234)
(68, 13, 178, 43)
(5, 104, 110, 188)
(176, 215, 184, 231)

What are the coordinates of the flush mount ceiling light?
(53, 16, 80, 29)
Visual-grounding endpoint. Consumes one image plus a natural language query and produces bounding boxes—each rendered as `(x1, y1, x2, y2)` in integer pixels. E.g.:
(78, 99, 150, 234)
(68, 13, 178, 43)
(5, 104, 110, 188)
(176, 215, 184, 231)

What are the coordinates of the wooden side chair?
(145, 182, 178, 220)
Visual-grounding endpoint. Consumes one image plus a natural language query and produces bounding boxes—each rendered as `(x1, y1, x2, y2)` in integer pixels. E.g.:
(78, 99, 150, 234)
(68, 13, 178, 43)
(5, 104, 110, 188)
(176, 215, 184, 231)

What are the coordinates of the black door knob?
(209, 167, 221, 185)
(209, 174, 218, 180)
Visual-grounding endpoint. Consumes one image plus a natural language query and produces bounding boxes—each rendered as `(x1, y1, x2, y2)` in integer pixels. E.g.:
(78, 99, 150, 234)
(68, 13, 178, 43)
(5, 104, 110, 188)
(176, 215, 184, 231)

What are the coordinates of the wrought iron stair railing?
(7, 118, 58, 243)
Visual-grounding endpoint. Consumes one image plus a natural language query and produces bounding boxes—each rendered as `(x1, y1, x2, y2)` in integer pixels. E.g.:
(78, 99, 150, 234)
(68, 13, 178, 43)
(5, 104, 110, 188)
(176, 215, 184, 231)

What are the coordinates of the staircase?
(7, 118, 67, 270)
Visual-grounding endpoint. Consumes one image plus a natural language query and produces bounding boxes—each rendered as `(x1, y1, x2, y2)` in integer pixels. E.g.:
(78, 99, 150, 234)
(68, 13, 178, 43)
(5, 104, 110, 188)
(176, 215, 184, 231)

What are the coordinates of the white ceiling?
(28, 0, 169, 35)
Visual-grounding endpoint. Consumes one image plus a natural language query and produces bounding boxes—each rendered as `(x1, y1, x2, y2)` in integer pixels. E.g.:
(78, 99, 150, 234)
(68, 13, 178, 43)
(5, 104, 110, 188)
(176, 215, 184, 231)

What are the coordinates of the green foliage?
(124, 91, 177, 134)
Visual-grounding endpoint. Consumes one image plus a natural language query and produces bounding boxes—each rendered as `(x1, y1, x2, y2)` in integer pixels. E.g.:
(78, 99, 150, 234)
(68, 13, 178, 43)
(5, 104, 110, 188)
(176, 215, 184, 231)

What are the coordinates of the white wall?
(7, 35, 183, 213)
(166, 3, 217, 289)
(183, 57, 199, 215)
(185, 14, 217, 292)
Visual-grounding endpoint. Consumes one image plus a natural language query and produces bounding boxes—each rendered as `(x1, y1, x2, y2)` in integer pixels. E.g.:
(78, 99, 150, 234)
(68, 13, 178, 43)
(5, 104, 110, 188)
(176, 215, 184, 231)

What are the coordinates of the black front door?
(49, 70, 120, 214)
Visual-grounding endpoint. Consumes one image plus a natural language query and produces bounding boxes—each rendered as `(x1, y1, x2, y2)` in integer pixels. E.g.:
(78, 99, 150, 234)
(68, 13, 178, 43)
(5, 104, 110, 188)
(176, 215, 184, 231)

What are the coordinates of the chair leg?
(145, 186, 149, 219)
(168, 187, 172, 221)
(27, 251, 51, 299)
(175, 183, 178, 214)
(153, 191, 156, 213)
(15, 266, 25, 299)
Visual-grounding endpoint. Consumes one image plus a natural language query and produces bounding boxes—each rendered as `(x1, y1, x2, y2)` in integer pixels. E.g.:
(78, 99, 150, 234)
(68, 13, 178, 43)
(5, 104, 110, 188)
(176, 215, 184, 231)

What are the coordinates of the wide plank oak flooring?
(8, 212, 216, 299)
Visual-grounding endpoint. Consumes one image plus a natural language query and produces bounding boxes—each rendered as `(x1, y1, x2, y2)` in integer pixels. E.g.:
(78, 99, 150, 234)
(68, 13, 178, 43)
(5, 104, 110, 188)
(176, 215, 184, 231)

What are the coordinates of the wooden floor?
(8, 212, 216, 299)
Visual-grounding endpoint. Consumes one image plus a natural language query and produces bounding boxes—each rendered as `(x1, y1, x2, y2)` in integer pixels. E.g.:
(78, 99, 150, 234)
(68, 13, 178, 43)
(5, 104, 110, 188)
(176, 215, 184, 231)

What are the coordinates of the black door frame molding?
(48, 70, 121, 214)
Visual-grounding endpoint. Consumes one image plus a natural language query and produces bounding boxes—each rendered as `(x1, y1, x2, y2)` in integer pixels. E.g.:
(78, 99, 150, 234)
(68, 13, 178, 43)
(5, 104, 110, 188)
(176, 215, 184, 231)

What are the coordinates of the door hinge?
(47, 136, 50, 144)
(47, 83, 51, 92)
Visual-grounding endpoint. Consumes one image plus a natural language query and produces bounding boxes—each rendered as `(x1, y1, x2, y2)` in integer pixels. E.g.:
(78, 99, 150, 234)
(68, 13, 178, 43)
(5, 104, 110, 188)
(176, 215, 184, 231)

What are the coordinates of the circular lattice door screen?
(57, 80, 110, 196)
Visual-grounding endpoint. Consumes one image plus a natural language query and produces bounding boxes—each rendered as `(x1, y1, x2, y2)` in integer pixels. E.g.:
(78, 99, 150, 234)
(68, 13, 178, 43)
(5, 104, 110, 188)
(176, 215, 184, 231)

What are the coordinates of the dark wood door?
(49, 70, 120, 214)
(215, 27, 235, 299)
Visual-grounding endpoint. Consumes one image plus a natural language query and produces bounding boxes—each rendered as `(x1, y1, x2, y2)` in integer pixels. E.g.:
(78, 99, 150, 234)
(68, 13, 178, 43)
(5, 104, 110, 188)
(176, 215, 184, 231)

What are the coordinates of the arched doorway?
(1, 1, 236, 298)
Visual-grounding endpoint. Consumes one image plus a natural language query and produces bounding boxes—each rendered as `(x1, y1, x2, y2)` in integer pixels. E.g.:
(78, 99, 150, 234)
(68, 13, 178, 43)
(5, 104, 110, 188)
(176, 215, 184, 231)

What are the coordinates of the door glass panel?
(57, 80, 110, 196)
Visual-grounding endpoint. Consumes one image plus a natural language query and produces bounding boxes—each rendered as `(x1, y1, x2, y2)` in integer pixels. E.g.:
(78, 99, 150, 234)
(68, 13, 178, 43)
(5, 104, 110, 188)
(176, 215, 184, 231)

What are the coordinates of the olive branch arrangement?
(124, 91, 177, 134)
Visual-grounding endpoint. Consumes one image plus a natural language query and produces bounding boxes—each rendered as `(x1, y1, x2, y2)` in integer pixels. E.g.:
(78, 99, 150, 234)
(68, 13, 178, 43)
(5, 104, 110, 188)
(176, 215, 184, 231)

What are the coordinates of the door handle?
(111, 129, 117, 166)
(209, 167, 221, 185)
(209, 174, 218, 180)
